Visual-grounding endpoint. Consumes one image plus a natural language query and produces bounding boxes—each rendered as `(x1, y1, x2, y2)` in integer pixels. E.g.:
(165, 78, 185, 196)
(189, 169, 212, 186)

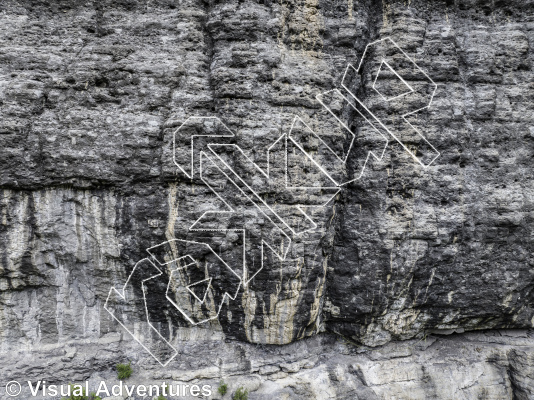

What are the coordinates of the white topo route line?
(105, 37, 440, 365)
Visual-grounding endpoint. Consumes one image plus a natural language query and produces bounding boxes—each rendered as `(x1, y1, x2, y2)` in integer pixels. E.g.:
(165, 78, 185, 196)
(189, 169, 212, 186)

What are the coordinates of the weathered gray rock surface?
(4, 330, 534, 399)
(1, 0, 534, 398)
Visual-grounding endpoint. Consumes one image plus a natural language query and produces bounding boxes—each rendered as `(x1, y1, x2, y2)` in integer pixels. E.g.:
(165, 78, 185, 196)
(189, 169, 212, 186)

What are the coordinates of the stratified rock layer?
(1, 0, 534, 398)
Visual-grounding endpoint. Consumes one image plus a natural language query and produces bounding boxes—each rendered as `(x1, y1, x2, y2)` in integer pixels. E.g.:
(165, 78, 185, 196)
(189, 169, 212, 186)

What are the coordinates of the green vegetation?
(116, 361, 133, 380)
(61, 385, 101, 400)
(232, 387, 248, 400)
(156, 395, 167, 400)
(217, 380, 228, 396)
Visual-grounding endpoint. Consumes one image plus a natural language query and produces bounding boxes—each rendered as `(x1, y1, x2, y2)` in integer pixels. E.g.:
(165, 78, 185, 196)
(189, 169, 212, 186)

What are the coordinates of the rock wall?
(4, 329, 534, 399)
(1, 0, 534, 398)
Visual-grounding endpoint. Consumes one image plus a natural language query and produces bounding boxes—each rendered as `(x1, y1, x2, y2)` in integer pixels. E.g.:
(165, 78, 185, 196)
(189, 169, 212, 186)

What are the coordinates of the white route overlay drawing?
(105, 37, 440, 366)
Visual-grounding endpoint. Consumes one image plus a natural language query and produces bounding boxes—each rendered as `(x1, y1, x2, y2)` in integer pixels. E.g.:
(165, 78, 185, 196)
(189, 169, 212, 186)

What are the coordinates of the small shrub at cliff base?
(218, 380, 228, 396)
(61, 385, 101, 400)
(232, 387, 248, 400)
(156, 395, 167, 400)
(116, 361, 133, 379)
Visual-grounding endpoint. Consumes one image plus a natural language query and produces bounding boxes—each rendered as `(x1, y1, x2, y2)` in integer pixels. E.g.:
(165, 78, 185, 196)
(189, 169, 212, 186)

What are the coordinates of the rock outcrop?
(1, 0, 534, 398)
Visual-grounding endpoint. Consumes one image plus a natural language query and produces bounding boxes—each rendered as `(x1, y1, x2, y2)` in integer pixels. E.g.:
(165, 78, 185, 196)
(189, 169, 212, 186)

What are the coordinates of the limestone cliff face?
(1, 0, 534, 398)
